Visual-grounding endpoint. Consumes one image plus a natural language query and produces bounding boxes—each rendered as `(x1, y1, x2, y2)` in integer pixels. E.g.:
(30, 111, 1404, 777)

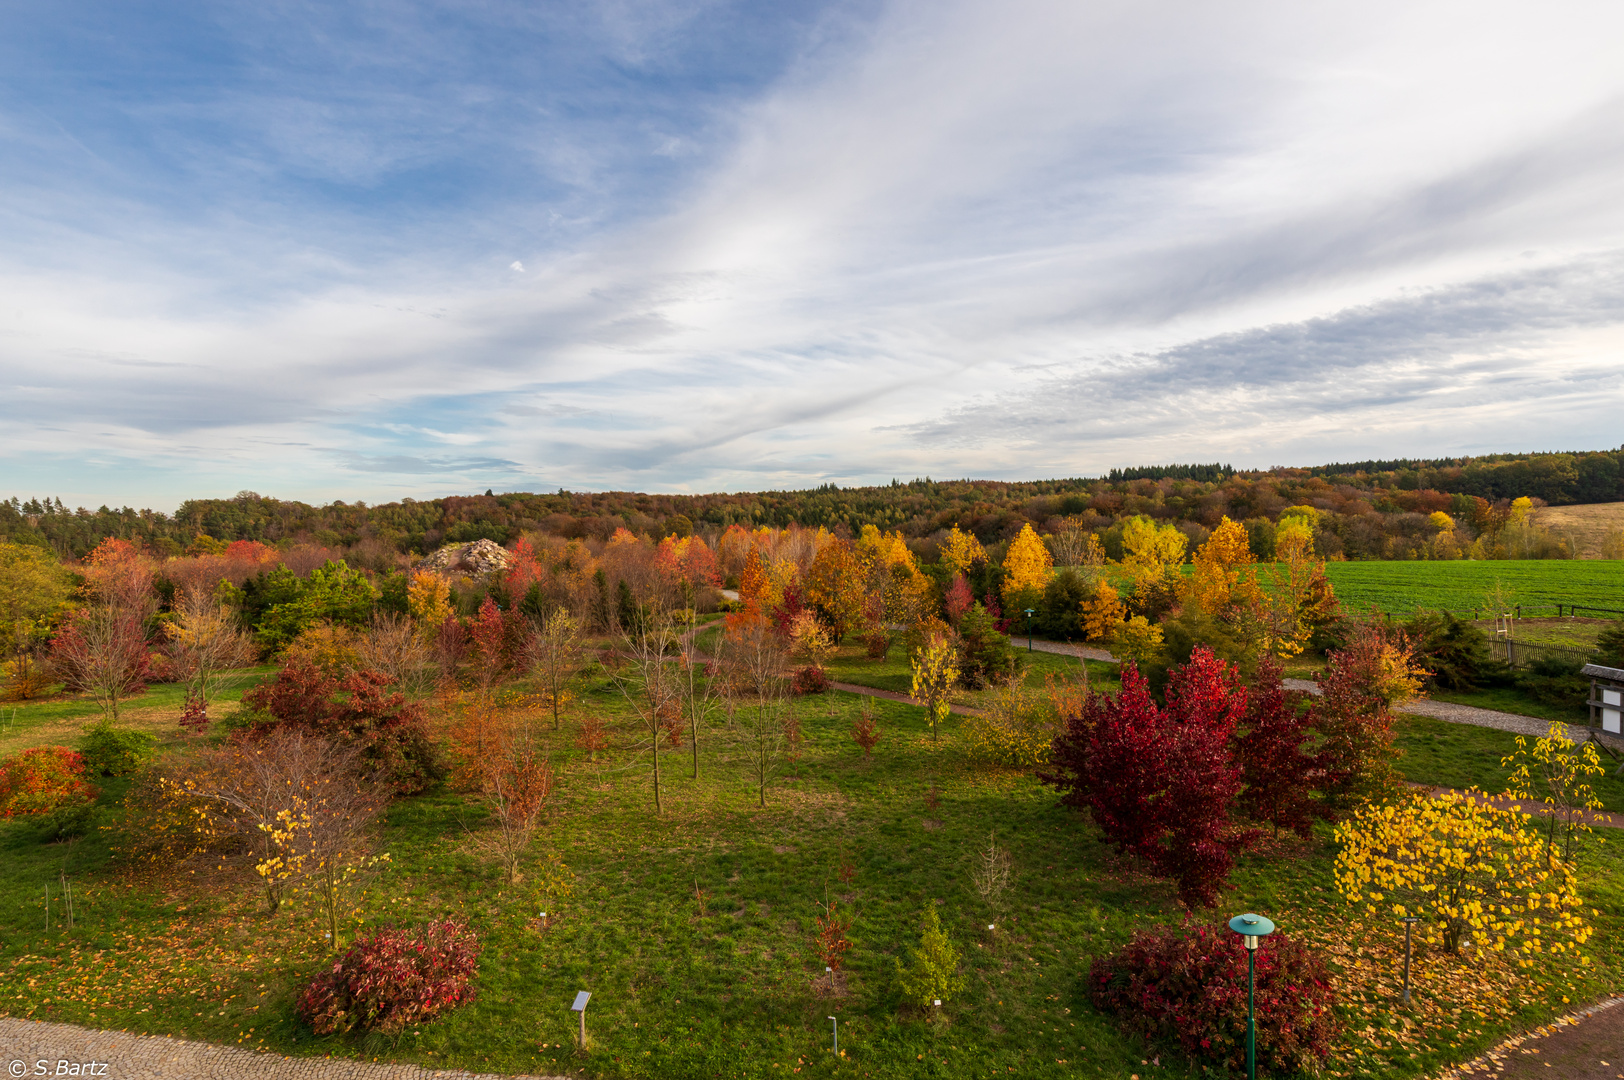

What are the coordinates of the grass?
(1392, 713, 1624, 812)
(1321, 560, 1624, 616)
(1425, 685, 1590, 725)
(826, 644, 1119, 710)
(1, 672, 1620, 1080)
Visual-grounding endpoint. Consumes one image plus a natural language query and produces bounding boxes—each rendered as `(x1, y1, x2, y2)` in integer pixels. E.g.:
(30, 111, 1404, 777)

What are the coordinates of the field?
(3, 648, 1623, 1080)
(1321, 559, 1624, 615)
(1536, 502, 1624, 559)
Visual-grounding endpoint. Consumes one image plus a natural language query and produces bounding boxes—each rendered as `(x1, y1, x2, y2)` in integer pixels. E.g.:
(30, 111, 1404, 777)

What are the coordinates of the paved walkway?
(1029, 638, 1624, 749)
(0, 1018, 561, 1080)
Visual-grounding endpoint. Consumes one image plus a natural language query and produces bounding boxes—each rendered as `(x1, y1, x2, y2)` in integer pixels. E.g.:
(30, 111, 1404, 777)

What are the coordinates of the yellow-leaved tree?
(1116, 516, 1187, 613)
(1502, 721, 1607, 864)
(1079, 580, 1127, 642)
(1185, 516, 1256, 617)
(1001, 523, 1053, 602)
(407, 571, 452, 639)
(1249, 518, 1339, 658)
(910, 632, 959, 745)
(1334, 790, 1592, 957)
(1110, 615, 1164, 668)
(939, 526, 987, 580)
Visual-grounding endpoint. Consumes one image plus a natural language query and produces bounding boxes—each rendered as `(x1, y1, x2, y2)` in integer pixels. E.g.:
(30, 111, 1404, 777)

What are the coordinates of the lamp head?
(1228, 913, 1275, 951)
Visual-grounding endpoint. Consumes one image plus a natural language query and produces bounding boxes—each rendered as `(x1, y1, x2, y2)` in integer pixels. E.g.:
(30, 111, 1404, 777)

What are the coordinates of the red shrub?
(0, 746, 99, 817)
(791, 665, 828, 695)
(242, 662, 440, 794)
(297, 919, 481, 1035)
(1089, 923, 1339, 1075)
(1237, 659, 1328, 838)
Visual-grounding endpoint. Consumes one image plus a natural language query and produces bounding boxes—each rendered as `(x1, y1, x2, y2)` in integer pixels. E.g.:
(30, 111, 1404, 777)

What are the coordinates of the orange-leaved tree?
(1001, 523, 1053, 603)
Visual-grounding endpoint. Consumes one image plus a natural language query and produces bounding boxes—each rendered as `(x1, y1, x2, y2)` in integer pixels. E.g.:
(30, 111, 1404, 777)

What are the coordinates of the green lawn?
(1321, 560, 1624, 616)
(1, 675, 1620, 1080)
(1392, 713, 1624, 812)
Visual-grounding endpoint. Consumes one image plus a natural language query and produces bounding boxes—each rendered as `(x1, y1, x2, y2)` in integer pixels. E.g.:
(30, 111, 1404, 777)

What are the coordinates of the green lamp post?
(1023, 608, 1036, 651)
(1229, 913, 1275, 1080)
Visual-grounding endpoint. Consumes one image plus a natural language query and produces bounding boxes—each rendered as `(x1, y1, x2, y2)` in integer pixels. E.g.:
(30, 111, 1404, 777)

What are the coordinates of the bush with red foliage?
(1040, 648, 1254, 908)
(0, 746, 99, 817)
(1089, 922, 1339, 1075)
(242, 662, 441, 794)
(791, 665, 829, 695)
(297, 918, 481, 1035)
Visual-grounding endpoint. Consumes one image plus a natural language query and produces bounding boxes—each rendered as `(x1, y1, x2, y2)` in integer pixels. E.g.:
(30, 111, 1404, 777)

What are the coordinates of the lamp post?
(1023, 609, 1036, 651)
(1228, 913, 1275, 1080)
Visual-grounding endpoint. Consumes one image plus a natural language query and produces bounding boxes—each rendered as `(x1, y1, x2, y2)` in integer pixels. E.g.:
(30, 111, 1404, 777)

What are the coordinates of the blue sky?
(3, 0, 1623, 509)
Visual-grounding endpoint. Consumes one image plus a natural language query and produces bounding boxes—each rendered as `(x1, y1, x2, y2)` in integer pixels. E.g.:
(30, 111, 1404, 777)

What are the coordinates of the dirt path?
(1439, 994, 1624, 1080)
(0, 1017, 563, 1080)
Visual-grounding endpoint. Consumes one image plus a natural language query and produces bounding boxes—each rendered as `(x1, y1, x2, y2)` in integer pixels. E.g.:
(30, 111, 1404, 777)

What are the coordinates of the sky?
(3, 0, 1623, 510)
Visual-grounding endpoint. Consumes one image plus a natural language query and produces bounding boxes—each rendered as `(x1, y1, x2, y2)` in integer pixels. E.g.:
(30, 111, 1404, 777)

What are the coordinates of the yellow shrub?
(965, 680, 1054, 767)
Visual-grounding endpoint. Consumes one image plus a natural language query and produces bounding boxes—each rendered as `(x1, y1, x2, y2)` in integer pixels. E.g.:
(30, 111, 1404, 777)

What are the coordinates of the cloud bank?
(1, 0, 1622, 507)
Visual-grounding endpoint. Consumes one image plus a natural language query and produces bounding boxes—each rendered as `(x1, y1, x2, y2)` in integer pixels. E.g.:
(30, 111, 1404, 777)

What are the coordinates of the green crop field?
(1321, 560, 1624, 615)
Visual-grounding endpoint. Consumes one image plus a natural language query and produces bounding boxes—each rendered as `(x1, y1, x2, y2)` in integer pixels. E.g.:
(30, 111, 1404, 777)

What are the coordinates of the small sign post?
(827, 1015, 838, 1055)
(572, 991, 591, 1048)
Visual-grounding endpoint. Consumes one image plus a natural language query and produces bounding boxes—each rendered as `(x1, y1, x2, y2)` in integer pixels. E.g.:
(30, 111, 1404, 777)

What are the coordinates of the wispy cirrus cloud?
(2, 0, 1623, 507)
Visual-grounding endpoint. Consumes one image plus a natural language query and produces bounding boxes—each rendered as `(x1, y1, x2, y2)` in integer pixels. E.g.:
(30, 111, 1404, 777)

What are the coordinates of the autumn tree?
(804, 538, 866, 643)
(1116, 515, 1187, 618)
(526, 608, 584, 730)
(1079, 580, 1127, 642)
(1249, 518, 1339, 658)
(721, 609, 790, 806)
(407, 571, 453, 639)
(355, 613, 436, 698)
(610, 615, 682, 813)
(1041, 650, 1253, 908)
(1501, 721, 1608, 863)
(1185, 516, 1256, 618)
(483, 746, 555, 885)
(51, 604, 152, 722)
(1335, 791, 1592, 956)
(911, 631, 959, 745)
(164, 588, 255, 723)
(1001, 523, 1053, 604)
(939, 526, 986, 580)
(1236, 659, 1326, 838)
(0, 542, 72, 698)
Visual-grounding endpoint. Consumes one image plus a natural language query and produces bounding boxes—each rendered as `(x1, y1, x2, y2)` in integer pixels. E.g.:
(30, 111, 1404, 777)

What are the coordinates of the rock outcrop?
(416, 538, 512, 577)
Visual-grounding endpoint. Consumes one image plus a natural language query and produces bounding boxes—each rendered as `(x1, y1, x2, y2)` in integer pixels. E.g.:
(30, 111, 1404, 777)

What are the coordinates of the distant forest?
(4, 447, 1622, 563)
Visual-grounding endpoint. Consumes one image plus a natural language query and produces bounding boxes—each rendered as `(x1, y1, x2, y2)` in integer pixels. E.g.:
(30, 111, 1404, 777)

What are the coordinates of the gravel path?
(1029, 637, 1624, 749)
(0, 1018, 562, 1080)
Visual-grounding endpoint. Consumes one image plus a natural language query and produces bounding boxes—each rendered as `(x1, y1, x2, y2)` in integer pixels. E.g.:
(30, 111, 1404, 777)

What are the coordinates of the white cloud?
(3, 0, 1624, 506)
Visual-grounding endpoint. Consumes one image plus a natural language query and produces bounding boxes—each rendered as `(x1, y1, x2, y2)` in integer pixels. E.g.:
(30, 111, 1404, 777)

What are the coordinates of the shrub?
(964, 679, 1052, 767)
(894, 905, 964, 1008)
(1089, 922, 1339, 1075)
(863, 629, 891, 659)
(297, 918, 481, 1035)
(79, 723, 156, 777)
(0, 746, 99, 817)
(791, 665, 829, 695)
(241, 662, 441, 794)
(1403, 611, 1507, 691)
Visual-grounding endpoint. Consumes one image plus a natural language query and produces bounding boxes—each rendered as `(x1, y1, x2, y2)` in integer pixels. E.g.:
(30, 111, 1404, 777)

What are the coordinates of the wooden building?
(1580, 662, 1623, 735)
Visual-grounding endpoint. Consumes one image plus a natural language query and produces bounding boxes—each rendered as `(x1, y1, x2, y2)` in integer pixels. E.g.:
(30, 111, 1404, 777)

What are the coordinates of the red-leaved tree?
(1042, 648, 1254, 908)
(1236, 659, 1328, 838)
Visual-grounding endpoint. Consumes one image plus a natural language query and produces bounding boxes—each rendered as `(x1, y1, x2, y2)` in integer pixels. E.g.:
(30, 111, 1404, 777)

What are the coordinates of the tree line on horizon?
(3, 446, 1622, 562)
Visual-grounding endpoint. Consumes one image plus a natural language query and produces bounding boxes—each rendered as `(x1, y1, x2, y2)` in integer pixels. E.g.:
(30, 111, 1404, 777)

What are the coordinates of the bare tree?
(52, 601, 153, 723)
(722, 615, 790, 807)
(526, 608, 584, 730)
(176, 730, 384, 937)
(609, 615, 682, 813)
(970, 830, 1015, 921)
(355, 612, 437, 698)
(482, 745, 556, 884)
(165, 588, 255, 722)
(675, 647, 719, 779)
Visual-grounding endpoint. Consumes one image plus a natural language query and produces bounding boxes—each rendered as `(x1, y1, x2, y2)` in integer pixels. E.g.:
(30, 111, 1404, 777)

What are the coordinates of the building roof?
(1581, 663, 1624, 682)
